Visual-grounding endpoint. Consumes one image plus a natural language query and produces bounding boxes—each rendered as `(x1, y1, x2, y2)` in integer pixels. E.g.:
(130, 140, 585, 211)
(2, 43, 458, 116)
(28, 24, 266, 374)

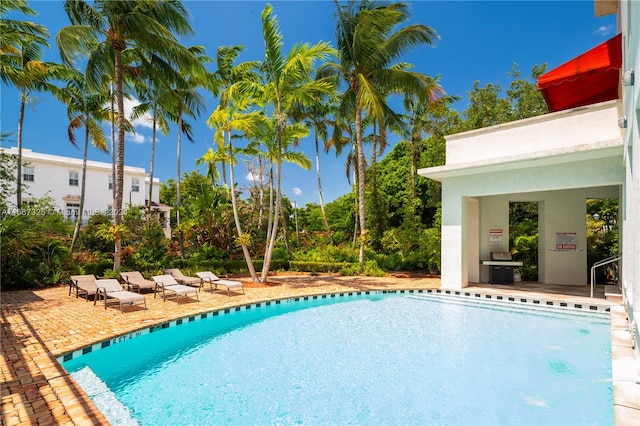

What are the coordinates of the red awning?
(538, 33, 621, 112)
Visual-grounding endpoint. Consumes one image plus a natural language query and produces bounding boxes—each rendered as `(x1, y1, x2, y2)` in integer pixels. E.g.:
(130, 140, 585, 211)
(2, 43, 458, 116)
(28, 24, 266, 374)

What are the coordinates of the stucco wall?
(3, 148, 159, 221)
(446, 100, 622, 166)
(620, 0, 640, 359)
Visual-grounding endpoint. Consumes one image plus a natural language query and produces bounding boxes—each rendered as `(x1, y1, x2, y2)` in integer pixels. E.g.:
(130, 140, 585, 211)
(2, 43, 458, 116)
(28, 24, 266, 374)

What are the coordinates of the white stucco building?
(2, 147, 171, 236)
(420, 0, 638, 368)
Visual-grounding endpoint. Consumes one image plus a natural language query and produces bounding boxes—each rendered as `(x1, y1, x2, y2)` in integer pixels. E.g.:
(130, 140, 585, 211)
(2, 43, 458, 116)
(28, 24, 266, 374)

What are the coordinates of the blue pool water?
(63, 293, 612, 425)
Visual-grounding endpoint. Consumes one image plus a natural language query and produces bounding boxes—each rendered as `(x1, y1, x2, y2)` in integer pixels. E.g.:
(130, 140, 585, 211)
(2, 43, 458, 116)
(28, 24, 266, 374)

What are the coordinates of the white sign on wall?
(489, 228, 503, 246)
(556, 232, 577, 250)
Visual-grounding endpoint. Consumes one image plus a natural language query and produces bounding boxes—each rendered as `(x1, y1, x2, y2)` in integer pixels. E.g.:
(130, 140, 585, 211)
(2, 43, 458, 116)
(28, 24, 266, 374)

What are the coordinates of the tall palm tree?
(237, 4, 334, 282)
(53, 70, 111, 251)
(129, 49, 185, 216)
(57, 0, 195, 269)
(212, 45, 260, 186)
(246, 115, 312, 252)
(164, 46, 212, 258)
(207, 95, 263, 282)
(291, 92, 337, 237)
(319, 0, 442, 263)
(1, 1, 59, 208)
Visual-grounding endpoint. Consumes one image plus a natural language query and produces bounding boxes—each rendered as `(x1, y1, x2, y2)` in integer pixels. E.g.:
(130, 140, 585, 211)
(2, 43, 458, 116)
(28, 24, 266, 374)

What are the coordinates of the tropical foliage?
(4, 1, 593, 290)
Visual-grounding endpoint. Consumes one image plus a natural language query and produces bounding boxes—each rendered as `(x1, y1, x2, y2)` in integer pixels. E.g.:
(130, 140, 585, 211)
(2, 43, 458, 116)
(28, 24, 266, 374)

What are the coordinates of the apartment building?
(2, 147, 171, 237)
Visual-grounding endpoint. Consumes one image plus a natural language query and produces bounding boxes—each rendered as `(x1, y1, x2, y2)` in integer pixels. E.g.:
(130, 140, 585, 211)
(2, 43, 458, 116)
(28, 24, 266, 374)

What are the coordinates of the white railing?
(590, 255, 621, 298)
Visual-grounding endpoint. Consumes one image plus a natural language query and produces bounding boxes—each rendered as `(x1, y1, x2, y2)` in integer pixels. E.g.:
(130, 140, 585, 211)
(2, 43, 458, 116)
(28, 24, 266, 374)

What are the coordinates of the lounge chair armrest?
(125, 278, 141, 293)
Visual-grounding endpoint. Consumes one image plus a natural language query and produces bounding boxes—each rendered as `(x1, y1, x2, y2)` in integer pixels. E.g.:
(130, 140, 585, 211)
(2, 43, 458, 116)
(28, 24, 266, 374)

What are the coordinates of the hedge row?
(289, 261, 355, 273)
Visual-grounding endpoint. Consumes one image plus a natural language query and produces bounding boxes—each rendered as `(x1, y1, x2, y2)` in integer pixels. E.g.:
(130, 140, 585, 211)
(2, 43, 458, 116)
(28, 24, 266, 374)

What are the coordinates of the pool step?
(71, 366, 139, 425)
(604, 285, 622, 302)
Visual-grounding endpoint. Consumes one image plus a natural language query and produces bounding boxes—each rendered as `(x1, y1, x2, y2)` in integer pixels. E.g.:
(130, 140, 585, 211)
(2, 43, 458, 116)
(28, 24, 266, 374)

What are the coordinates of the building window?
(69, 171, 79, 186)
(131, 178, 140, 192)
(23, 167, 34, 182)
(108, 175, 113, 190)
(66, 203, 80, 221)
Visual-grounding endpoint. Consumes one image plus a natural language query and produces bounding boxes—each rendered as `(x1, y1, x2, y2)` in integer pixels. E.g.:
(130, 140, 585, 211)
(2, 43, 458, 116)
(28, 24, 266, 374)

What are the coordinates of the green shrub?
(289, 261, 351, 273)
(363, 260, 385, 277)
(83, 259, 114, 277)
(292, 244, 358, 263)
(339, 263, 361, 276)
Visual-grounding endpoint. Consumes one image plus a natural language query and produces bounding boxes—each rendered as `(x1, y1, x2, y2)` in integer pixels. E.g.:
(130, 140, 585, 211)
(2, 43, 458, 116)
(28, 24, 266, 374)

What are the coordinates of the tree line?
(1, 0, 552, 288)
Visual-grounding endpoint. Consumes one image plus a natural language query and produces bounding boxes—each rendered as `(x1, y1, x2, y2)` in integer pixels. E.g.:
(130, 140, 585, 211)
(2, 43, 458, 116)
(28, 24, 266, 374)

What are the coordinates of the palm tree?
(53, 70, 111, 251)
(129, 48, 188, 217)
(291, 92, 337, 237)
(0, 0, 48, 55)
(164, 46, 212, 258)
(207, 95, 263, 282)
(237, 4, 334, 282)
(245, 115, 312, 253)
(212, 45, 260, 186)
(195, 147, 222, 187)
(57, 0, 195, 269)
(1, 1, 59, 208)
(319, 0, 442, 263)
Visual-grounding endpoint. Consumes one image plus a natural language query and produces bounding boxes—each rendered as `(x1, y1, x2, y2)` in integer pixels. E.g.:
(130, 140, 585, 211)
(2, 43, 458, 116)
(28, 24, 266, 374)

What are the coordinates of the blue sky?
(1, 1, 616, 206)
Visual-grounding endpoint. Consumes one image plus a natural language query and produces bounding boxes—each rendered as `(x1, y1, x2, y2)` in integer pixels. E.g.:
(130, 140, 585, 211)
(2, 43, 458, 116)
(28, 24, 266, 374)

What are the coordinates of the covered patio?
(419, 99, 624, 291)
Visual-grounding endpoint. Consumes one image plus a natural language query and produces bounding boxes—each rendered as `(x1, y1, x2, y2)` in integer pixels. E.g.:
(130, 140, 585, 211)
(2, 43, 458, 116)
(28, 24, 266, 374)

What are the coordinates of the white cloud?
(292, 187, 302, 196)
(246, 171, 263, 183)
(126, 132, 147, 144)
(123, 97, 153, 129)
(593, 25, 613, 37)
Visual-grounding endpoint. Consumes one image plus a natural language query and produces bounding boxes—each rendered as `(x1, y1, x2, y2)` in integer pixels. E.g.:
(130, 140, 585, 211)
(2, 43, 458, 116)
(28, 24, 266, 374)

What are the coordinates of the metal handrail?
(590, 255, 621, 298)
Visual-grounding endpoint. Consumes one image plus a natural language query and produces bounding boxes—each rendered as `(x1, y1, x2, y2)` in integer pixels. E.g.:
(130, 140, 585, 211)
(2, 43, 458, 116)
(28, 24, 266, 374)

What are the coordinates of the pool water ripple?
(65, 293, 612, 425)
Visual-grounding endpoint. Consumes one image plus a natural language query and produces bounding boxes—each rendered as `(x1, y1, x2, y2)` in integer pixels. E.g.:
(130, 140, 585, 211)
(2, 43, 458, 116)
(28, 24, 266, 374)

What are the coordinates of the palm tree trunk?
(114, 49, 126, 270)
(110, 82, 116, 204)
(261, 126, 282, 283)
(355, 105, 366, 263)
(227, 131, 258, 282)
(265, 161, 275, 242)
(220, 158, 227, 186)
(16, 91, 26, 209)
(147, 106, 157, 220)
(279, 191, 290, 253)
(352, 162, 359, 249)
(371, 121, 381, 248)
(315, 128, 331, 236)
(257, 150, 265, 230)
(177, 112, 184, 259)
(71, 121, 90, 251)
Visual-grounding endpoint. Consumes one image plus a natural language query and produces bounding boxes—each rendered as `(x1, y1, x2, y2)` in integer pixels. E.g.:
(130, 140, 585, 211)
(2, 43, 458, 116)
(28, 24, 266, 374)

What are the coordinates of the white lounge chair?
(69, 274, 98, 301)
(196, 271, 244, 296)
(120, 271, 155, 293)
(163, 268, 202, 287)
(94, 279, 147, 313)
(153, 275, 199, 304)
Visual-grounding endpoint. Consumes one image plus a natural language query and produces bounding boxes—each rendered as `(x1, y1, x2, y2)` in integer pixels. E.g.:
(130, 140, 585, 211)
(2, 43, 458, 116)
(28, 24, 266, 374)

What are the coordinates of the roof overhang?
(537, 33, 621, 112)
(419, 139, 622, 182)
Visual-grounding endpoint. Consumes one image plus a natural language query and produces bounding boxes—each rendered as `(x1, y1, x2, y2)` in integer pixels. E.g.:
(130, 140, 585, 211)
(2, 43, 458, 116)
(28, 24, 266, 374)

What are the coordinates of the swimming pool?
(63, 292, 612, 425)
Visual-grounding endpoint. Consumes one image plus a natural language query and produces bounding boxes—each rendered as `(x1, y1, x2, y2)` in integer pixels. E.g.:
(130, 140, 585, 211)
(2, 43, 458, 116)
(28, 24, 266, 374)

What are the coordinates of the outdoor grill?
(481, 252, 524, 284)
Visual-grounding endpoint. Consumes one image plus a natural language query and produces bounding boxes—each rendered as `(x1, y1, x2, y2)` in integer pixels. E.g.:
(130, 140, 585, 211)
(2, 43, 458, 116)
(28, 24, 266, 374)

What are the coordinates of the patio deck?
(1, 274, 637, 425)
